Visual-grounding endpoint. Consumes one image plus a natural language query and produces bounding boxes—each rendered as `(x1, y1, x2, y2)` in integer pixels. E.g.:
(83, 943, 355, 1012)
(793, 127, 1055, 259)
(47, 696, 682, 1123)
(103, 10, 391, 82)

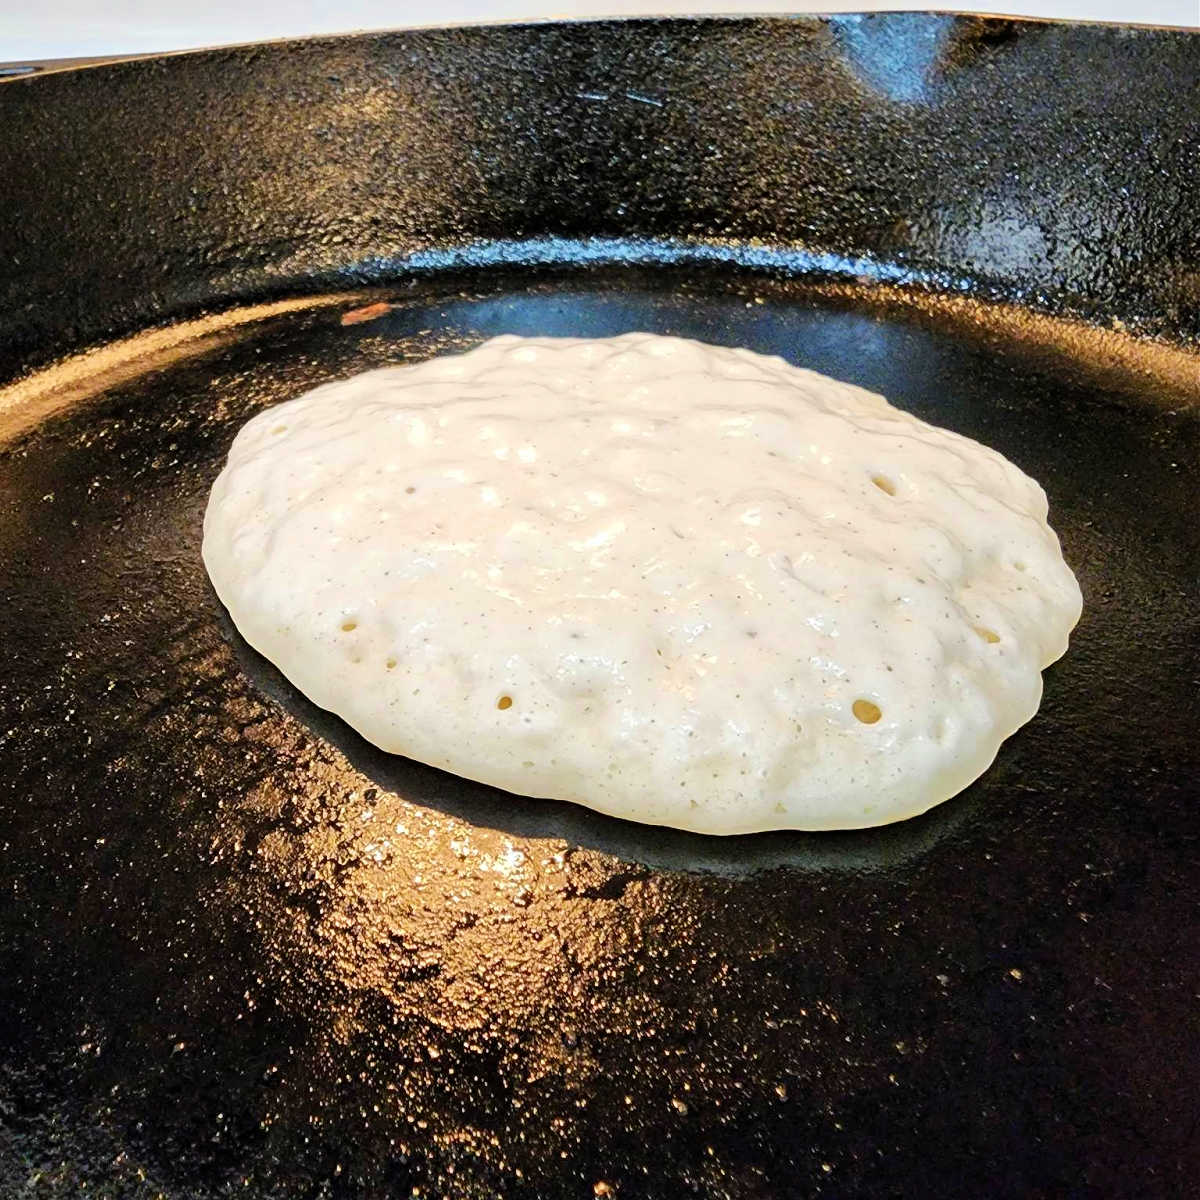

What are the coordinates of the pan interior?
(1, 271, 1197, 1198)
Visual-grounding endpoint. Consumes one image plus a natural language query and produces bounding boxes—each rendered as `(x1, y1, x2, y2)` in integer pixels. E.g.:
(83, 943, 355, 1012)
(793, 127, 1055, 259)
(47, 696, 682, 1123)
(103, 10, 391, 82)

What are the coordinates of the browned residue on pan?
(340, 301, 393, 326)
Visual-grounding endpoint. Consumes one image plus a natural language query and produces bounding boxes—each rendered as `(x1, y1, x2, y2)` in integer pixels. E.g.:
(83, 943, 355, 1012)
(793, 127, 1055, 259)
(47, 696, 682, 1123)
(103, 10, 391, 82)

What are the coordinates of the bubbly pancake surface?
(203, 333, 1082, 833)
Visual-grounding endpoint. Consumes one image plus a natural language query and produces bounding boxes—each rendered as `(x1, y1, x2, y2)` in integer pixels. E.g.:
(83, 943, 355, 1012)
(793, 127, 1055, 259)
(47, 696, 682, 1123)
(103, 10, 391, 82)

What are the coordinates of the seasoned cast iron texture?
(1, 15, 1199, 384)
(1, 15, 1198, 1200)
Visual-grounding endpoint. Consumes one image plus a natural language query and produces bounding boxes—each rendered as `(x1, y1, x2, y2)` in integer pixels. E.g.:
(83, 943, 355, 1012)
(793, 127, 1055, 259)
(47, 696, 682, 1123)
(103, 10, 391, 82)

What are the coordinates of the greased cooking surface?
(202, 334, 1082, 832)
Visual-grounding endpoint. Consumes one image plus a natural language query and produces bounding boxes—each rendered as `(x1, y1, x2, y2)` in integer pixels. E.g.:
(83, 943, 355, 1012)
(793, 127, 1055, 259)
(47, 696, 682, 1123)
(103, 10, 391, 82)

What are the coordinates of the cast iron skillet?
(1, 15, 1197, 1198)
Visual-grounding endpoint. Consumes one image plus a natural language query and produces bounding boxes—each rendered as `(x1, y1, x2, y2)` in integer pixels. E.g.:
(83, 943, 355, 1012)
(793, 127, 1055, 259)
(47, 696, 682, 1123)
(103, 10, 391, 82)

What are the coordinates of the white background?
(3, 1, 1197, 63)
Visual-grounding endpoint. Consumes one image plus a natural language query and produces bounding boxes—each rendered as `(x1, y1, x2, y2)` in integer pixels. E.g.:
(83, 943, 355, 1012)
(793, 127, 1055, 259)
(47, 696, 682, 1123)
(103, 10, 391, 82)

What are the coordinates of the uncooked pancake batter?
(203, 333, 1082, 833)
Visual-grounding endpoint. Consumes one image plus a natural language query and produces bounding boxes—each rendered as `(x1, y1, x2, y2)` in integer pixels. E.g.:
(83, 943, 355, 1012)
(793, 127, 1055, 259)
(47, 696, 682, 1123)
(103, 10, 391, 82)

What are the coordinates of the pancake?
(203, 333, 1082, 833)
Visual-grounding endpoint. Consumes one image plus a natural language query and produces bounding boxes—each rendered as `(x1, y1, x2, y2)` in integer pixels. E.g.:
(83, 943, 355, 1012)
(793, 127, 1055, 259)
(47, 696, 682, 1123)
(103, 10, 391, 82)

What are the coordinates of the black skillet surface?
(1, 16, 1198, 1199)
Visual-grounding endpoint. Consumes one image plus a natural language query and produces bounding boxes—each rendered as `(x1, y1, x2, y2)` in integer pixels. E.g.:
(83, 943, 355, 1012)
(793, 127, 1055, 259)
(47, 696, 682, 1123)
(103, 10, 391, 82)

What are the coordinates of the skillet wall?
(1, 14, 1198, 384)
